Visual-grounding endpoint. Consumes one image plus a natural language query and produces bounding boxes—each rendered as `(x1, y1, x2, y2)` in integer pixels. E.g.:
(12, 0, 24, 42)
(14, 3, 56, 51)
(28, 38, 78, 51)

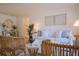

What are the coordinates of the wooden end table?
(74, 35, 79, 40)
(27, 44, 38, 56)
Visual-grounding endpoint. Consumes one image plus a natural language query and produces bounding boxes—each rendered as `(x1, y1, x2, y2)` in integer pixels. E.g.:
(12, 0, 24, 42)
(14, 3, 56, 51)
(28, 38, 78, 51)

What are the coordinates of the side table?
(27, 44, 38, 56)
(74, 35, 79, 40)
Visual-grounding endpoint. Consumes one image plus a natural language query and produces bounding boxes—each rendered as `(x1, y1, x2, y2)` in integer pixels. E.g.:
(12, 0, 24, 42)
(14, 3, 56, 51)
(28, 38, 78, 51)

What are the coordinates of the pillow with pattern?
(61, 31, 70, 38)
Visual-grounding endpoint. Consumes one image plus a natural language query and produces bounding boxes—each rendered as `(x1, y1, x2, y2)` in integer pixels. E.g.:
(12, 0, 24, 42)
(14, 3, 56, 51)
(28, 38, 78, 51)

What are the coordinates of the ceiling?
(0, 3, 79, 17)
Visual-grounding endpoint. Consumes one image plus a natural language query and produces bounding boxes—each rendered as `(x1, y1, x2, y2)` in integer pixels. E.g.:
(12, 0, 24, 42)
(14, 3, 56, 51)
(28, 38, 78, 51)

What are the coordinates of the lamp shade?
(74, 20, 79, 26)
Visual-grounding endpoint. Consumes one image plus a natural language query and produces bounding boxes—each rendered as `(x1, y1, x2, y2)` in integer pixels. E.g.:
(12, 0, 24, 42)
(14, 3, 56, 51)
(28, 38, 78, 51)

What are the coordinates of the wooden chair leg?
(24, 49, 26, 56)
(12, 50, 15, 56)
(0, 49, 6, 56)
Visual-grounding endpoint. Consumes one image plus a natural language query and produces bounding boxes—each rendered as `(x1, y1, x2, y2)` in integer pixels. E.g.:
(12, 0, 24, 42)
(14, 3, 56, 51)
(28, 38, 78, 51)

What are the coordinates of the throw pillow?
(61, 31, 70, 39)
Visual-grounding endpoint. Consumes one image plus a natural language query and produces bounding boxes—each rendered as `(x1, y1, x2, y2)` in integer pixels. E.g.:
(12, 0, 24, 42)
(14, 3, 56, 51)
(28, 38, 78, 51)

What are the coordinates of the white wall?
(17, 17, 29, 37)
(29, 5, 79, 35)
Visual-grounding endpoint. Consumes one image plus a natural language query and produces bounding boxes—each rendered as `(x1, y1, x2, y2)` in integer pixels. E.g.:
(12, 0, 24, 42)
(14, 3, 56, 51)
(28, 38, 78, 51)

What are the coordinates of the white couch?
(32, 30, 76, 53)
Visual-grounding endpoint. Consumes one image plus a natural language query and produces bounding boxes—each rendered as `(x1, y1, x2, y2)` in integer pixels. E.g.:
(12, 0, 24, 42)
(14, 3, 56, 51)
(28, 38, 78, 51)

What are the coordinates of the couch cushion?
(61, 30, 70, 39)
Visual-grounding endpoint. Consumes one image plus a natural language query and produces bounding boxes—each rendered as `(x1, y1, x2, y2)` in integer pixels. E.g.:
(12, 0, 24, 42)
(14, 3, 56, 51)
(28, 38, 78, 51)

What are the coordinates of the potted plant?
(28, 24, 35, 44)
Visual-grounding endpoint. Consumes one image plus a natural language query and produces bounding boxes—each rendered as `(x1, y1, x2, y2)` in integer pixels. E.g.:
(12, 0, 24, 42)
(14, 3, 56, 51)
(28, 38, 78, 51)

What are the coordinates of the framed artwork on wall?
(54, 14, 66, 25)
(45, 15, 54, 26)
(45, 14, 66, 26)
(3, 19, 13, 28)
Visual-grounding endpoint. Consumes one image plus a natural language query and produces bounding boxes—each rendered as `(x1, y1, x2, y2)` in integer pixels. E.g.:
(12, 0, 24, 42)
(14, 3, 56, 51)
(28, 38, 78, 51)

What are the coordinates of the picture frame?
(54, 14, 66, 25)
(45, 14, 66, 26)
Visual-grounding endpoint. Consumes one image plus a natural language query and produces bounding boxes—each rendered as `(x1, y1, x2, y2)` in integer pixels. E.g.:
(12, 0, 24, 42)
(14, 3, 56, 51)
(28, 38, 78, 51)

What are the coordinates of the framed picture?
(45, 15, 54, 26)
(54, 14, 66, 25)
(45, 14, 66, 26)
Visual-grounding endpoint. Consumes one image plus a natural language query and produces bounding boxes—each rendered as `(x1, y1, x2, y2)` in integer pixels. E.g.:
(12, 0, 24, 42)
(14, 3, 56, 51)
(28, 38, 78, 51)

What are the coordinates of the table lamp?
(73, 20, 79, 38)
(74, 20, 79, 27)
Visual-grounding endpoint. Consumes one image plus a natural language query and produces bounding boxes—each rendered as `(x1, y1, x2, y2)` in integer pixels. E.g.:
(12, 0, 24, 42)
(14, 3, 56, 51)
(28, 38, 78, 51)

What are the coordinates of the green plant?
(28, 24, 35, 43)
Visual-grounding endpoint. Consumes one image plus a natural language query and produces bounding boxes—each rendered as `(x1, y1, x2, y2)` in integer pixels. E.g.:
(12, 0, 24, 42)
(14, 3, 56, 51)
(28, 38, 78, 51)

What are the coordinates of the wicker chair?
(41, 39, 79, 56)
(41, 39, 52, 56)
(0, 36, 27, 56)
(51, 43, 79, 56)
